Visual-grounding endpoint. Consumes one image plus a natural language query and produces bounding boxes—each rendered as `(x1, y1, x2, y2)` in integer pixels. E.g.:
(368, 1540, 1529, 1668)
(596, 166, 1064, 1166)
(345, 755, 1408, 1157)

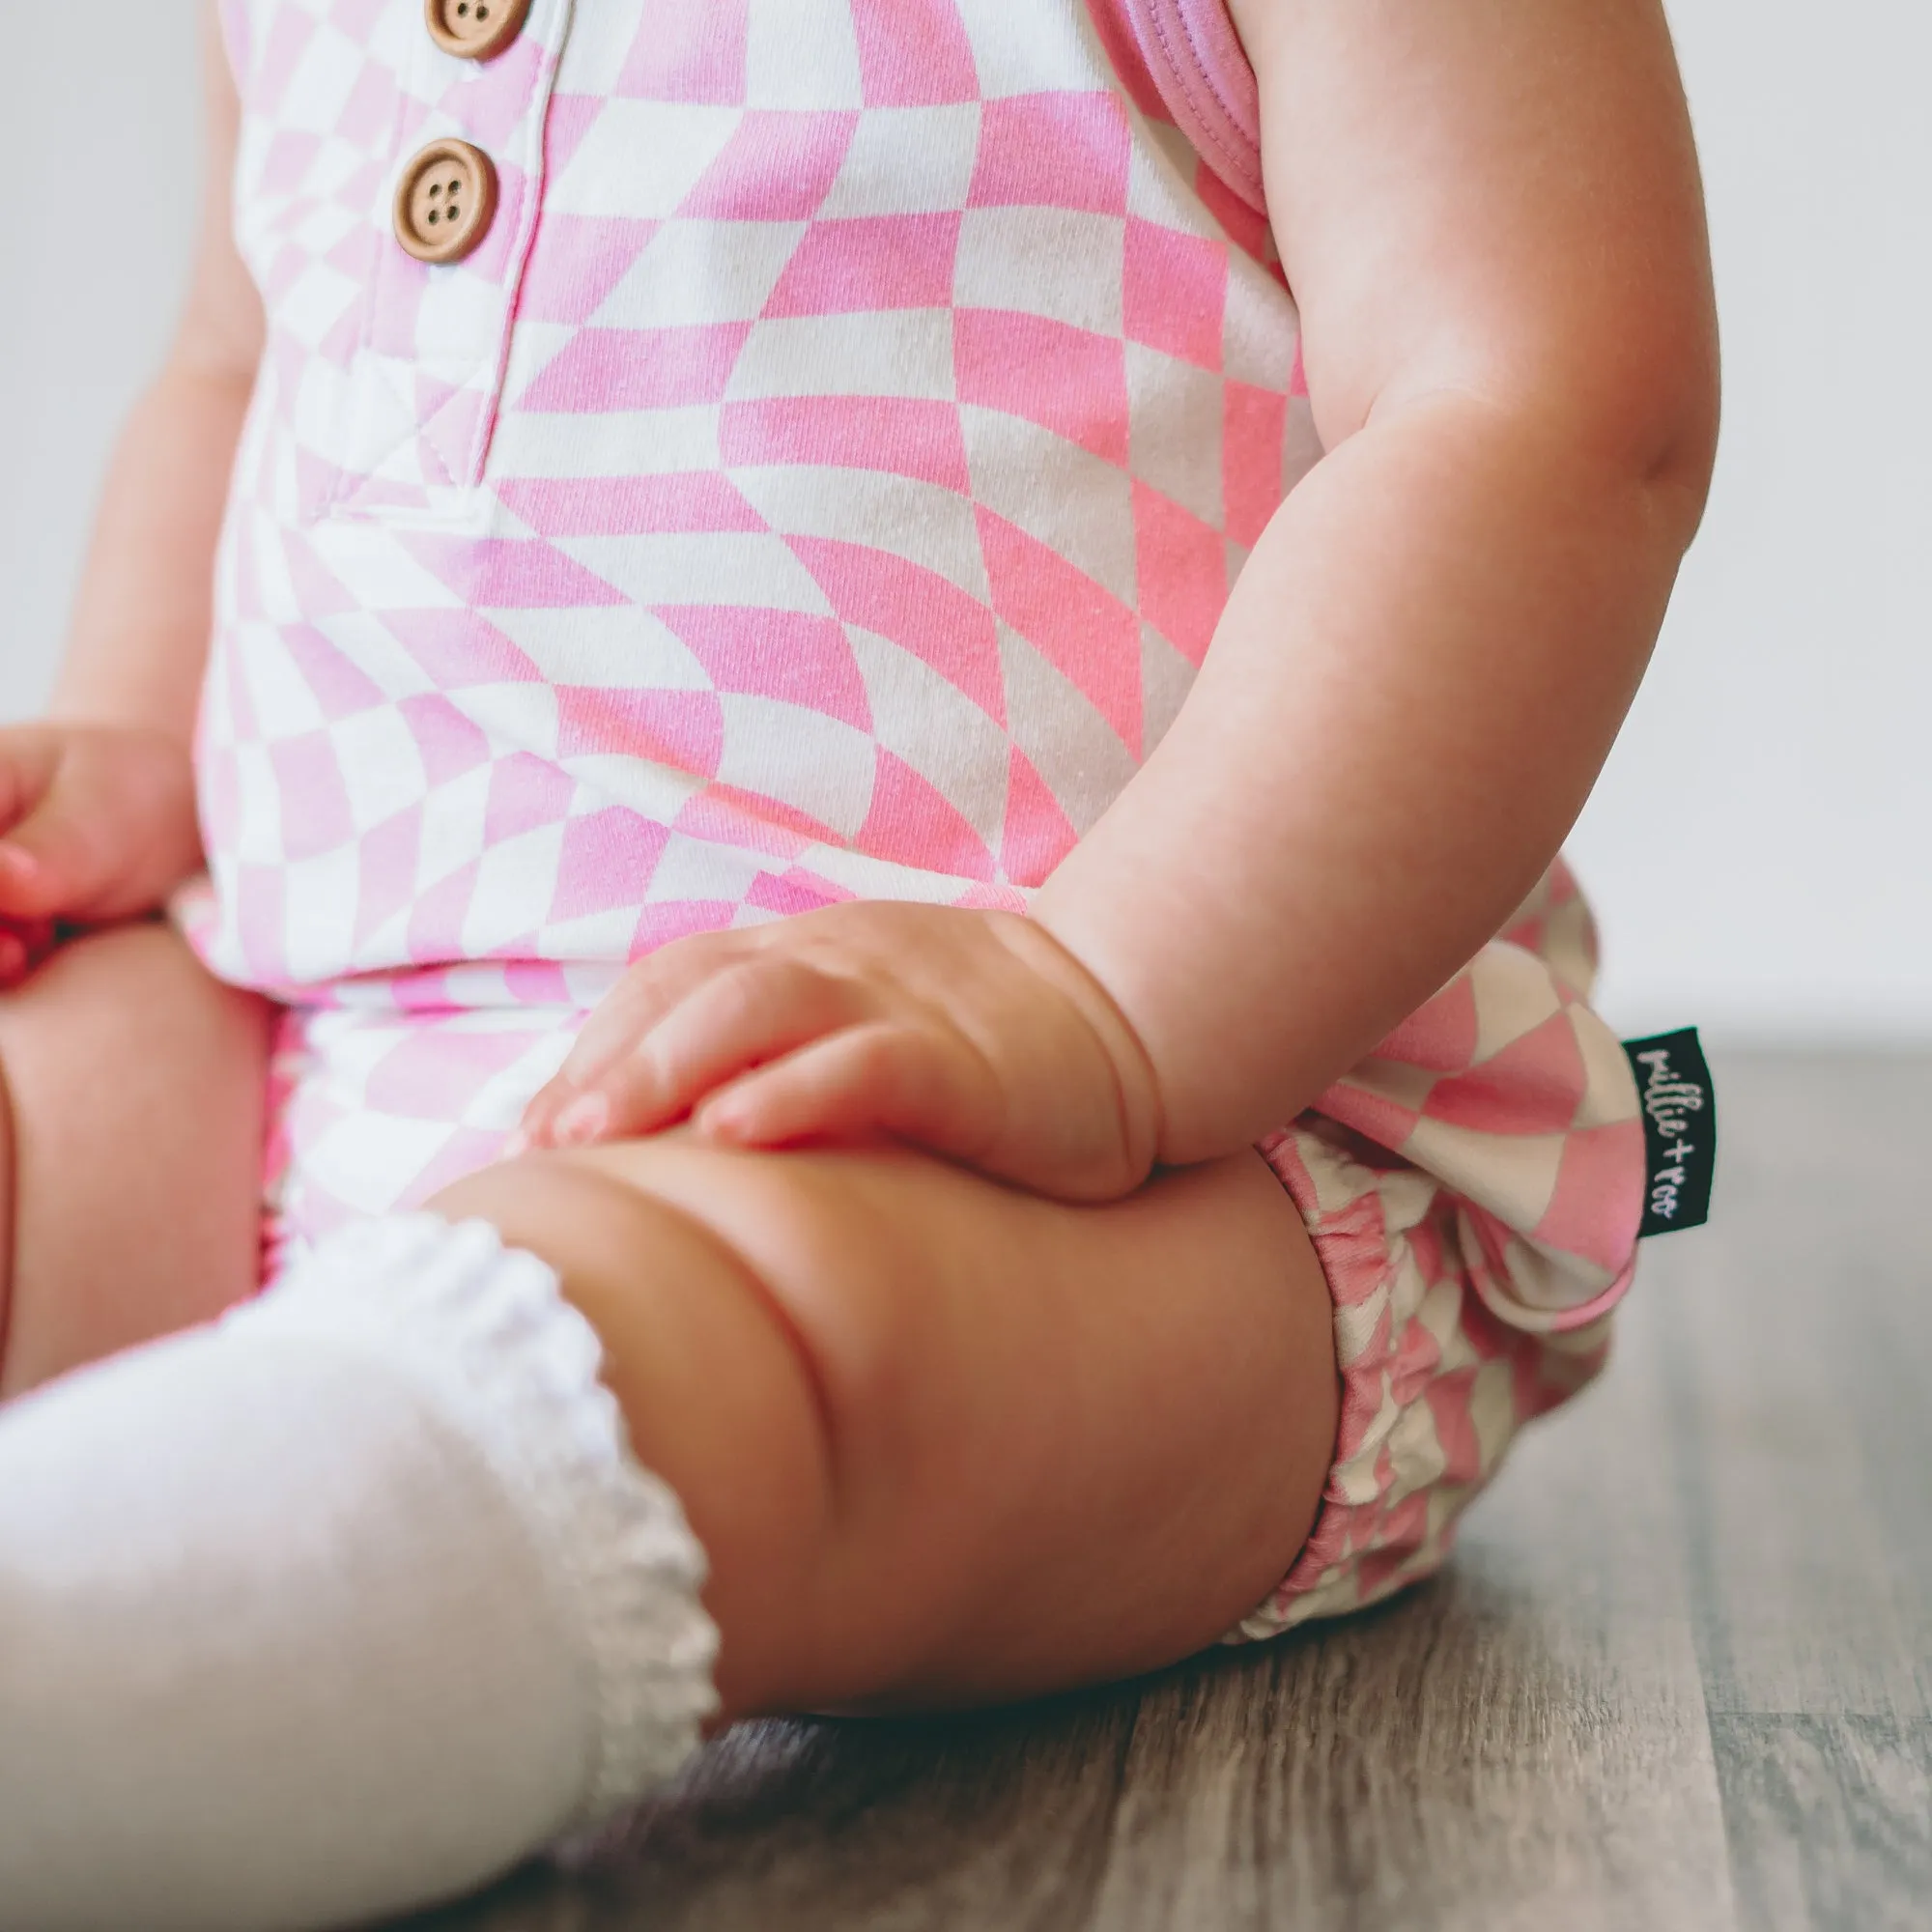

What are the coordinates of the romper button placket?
(393, 138, 498, 264)
(424, 0, 530, 61)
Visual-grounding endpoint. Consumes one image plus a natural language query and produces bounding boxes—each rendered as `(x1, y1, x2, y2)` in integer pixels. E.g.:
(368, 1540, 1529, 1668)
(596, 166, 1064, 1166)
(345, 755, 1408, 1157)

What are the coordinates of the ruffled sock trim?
(233, 1212, 720, 1826)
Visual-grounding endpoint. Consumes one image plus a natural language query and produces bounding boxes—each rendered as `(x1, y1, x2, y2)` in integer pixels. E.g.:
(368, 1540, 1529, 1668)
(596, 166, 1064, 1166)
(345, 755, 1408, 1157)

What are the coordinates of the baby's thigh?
(445, 1135, 1338, 1710)
(0, 923, 270, 1396)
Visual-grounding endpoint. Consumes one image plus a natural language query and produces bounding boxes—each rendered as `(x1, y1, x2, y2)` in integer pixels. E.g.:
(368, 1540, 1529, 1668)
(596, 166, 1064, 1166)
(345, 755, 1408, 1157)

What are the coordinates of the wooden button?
(393, 139, 498, 265)
(423, 0, 530, 61)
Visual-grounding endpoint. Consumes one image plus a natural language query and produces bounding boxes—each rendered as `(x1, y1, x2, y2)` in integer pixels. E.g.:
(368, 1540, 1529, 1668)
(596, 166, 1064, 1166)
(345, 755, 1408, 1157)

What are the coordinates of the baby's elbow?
(1557, 293, 1721, 555)
(1357, 290, 1720, 556)
(1631, 327, 1720, 553)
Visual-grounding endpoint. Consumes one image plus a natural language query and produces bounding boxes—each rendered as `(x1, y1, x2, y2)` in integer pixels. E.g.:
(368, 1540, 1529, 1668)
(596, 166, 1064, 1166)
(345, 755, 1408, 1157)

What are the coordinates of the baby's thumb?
(0, 796, 111, 920)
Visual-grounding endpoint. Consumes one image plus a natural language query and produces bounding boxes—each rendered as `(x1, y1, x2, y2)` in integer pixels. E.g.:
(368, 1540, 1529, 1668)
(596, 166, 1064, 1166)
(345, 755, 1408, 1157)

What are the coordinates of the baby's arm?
(49, 7, 262, 745)
(0, 7, 262, 945)
(522, 0, 1715, 1196)
(1034, 0, 1719, 1161)
(0, 11, 269, 1395)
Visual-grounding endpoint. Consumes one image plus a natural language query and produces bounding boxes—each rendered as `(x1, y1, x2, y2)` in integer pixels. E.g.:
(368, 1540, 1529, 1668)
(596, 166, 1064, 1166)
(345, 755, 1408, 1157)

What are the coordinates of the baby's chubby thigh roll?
(0, 1214, 716, 1932)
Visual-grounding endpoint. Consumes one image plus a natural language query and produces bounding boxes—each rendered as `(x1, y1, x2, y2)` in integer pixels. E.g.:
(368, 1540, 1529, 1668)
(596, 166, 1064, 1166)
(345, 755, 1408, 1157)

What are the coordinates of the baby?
(0, 1, 1717, 1925)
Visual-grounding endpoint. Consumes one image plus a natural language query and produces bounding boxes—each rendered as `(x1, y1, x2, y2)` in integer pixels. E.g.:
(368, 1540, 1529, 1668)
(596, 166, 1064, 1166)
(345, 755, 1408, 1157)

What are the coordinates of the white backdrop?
(3, 2, 1927, 1039)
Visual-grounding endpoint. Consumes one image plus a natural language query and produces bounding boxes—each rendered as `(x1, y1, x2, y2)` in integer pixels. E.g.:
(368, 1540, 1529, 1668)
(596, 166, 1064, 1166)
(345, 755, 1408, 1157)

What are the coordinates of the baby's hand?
(0, 724, 203, 988)
(517, 902, 1162, 1203)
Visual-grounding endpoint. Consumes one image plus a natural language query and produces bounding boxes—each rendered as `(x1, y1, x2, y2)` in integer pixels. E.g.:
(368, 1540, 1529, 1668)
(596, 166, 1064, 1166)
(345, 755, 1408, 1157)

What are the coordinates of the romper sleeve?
(1099, 0, 1267, 214)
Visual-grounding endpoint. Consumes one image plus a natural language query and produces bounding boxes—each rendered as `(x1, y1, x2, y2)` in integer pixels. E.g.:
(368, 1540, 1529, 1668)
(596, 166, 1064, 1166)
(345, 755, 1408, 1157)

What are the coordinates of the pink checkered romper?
(180, 0, 1647, 1636)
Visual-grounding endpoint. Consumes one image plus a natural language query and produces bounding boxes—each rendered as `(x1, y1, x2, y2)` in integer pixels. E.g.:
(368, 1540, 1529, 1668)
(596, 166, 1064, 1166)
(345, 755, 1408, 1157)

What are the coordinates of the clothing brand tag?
(1622, 1028, 1716, 1236)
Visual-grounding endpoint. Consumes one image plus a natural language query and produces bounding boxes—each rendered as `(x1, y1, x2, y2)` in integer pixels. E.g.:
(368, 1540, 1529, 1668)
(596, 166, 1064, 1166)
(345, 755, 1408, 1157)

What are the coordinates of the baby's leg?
(433, 1134, 1340, 1718)
(0, 923, 270, 1395)
(0, 1136, 1334, 1928)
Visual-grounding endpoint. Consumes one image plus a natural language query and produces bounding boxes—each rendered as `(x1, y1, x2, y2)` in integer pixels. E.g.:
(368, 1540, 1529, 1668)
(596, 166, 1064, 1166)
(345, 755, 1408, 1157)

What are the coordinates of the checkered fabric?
(188, 0, 1648, 1617)
(197, 0, 1316, 995)
(1239, 1093, 1622, 1638)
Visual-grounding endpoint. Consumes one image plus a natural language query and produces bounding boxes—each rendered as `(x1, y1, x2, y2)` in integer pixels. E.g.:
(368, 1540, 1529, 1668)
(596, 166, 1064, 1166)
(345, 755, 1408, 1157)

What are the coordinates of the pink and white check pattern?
(196, 0, 1317, 995)
(190, 0, 1647, 1624)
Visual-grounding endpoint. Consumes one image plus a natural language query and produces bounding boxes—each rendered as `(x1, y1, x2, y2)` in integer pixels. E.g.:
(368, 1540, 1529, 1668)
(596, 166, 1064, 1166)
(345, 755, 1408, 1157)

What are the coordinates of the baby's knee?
(473, 1140, 934, 1426)
(426, 1147, 863, 1713)
(427, 1147, 843, 1481)
(0, 926, 270, 1397)
(428, 1141, 940, 1484)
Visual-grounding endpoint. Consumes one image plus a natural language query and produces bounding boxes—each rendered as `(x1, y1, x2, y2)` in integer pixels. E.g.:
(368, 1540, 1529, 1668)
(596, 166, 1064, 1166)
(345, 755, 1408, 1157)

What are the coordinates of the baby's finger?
(549, 957, 862, 1146)
(0, 733, 58, 843)
(0, 846, 41, 920)
(0, 840, 75, 921)
(695, 1021, 1002, 1160)
(554, 934, 746, 1093)
(521, 939, 742, 1137)
(0, 798, 118, 920)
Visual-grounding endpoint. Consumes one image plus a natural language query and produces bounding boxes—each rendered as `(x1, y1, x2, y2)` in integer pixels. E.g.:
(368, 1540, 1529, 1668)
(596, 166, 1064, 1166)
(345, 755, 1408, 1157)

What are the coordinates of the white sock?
(0, 1214, 718, 1932)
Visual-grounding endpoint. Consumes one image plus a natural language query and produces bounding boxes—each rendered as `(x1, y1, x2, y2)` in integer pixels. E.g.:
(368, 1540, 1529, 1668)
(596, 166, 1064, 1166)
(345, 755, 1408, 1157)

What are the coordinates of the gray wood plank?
(1646, 1055, 1932, 1723)
(416, 1567, 1733, 1932)
(1710, 1715, 1932, 1932)
(412, 1695, 1145, 1930)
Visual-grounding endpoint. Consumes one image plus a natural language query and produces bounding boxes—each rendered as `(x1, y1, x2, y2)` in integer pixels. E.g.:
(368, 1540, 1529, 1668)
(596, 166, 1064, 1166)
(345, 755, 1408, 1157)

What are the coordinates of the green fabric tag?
(1622, 1027, 1716, 1236)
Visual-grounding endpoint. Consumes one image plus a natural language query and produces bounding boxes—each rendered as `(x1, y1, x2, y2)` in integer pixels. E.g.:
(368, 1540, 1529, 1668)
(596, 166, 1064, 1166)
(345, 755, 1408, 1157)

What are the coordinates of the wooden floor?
(405, 1052, 1932, 1932)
